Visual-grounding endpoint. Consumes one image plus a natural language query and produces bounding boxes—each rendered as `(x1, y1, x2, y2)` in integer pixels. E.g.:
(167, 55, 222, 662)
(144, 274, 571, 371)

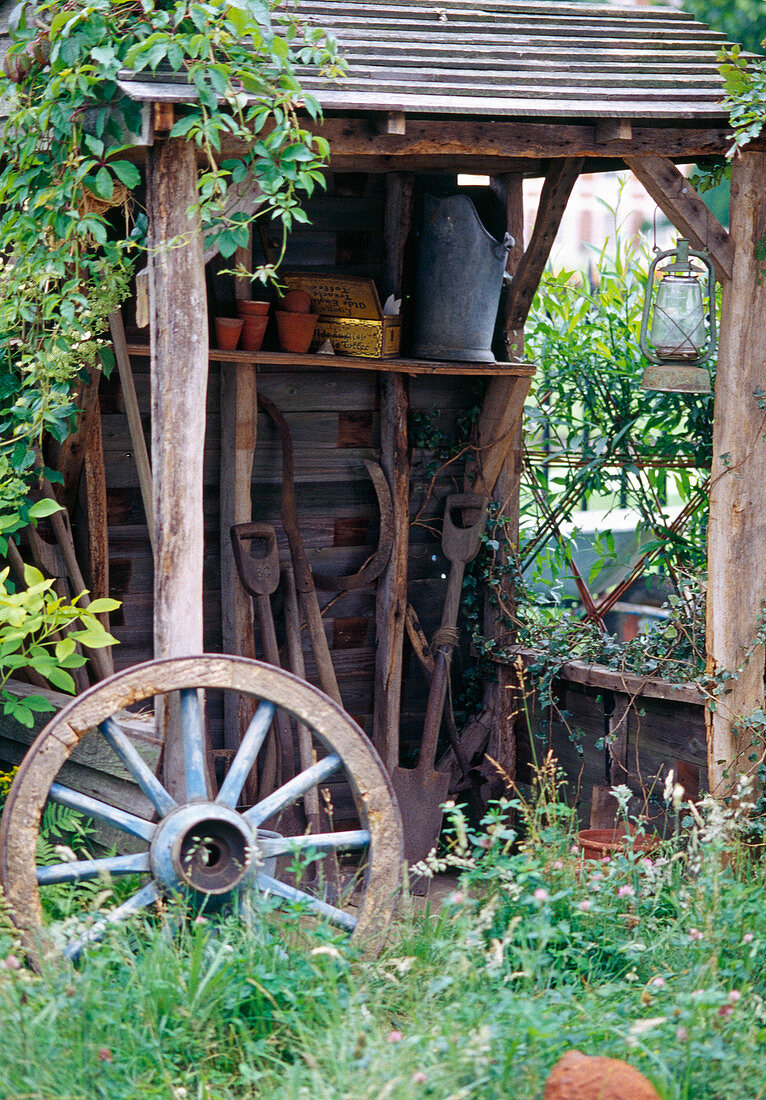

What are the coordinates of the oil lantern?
(639, 238, 715, 393)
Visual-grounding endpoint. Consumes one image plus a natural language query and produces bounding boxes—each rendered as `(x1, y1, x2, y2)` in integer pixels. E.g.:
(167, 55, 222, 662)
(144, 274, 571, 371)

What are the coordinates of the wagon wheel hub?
(150, 803, 258, 896)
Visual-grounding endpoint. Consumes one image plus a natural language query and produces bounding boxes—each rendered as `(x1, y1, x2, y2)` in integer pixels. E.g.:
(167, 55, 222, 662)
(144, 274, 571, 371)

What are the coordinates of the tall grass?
(0, 769, 765, 1099)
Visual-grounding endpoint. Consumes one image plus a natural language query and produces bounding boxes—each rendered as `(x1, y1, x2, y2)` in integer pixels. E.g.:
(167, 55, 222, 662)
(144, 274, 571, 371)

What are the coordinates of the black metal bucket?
(411, 193, 511, 363)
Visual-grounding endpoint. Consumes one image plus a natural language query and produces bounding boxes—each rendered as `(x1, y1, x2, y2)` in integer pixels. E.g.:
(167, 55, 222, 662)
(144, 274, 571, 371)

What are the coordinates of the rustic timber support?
(465, 160, 581, 790)
(472, 158, 582, 499)
(373, 173, 414, 772)
(625, 155, 733, 282)
(147, 135, 209, 797)
(706, 151, 766, 796)
(220, 235, 258, 770)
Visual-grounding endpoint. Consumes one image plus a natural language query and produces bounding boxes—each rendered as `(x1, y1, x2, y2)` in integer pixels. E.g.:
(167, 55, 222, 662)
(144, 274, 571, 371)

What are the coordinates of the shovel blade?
(392, 765, 452, 870)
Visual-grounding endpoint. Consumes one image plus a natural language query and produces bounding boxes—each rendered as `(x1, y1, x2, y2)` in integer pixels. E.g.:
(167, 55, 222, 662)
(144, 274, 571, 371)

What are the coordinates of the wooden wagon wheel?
(0, 655, 403, 965)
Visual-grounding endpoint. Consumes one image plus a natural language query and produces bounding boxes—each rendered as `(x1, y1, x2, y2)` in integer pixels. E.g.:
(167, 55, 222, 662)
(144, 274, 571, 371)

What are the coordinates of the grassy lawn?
(1, 770, 765, 1100)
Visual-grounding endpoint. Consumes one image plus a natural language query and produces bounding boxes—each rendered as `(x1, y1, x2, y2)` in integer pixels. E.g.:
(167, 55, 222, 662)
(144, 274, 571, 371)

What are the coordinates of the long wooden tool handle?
(257, 393, 343, 708)
(255, 593, 294, 778)
(109, 309, 155, 555)
(282, 562, 320, 825)
(40, 480, 113, 683)
(418, 559, 466, 772)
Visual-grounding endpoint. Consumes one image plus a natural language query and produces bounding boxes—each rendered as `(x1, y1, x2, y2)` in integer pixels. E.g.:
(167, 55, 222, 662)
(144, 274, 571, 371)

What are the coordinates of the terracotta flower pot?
(577, 828, 658, 861)
(214, 316, 244, 351)
(240, 315, 269, 352)
(236, 298, 270, 317)
(280, 289, 312, 314)
(276, 310, 318, 354)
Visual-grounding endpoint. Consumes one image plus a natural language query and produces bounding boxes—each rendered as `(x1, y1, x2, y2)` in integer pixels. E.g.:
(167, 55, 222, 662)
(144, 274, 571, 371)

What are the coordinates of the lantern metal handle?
(639, 240, 717, 367)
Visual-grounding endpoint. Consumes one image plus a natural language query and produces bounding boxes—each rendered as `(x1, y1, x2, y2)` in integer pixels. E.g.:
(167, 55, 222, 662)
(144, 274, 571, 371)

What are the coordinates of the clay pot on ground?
(544, 1051, 660, 1100)
(214, 316, 244, 351)
(236, 298, 270, 316)
(240, 314, 269, 352)
(577, 828, 658, 861)
(276, 310, 318, 354)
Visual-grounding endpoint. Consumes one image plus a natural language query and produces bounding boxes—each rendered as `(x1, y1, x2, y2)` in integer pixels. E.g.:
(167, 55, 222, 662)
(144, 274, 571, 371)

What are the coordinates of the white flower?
(311, 945, 342, 959)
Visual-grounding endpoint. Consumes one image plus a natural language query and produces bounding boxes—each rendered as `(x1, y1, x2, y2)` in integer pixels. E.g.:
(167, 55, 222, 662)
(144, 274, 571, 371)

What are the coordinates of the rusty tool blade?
(394, 494, 488, 884)
(230, 522, 281, 597)
(313, 459, 395, 592)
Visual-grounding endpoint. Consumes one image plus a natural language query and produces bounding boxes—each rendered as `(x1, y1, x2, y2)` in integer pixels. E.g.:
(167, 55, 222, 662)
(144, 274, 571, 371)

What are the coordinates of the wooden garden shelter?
(5, 0, 766, 812)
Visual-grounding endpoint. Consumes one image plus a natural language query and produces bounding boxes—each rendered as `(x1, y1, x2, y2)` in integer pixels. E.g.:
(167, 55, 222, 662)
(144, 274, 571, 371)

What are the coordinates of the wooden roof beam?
(625, 154, 733, 281)
(314, 118, 748, 164)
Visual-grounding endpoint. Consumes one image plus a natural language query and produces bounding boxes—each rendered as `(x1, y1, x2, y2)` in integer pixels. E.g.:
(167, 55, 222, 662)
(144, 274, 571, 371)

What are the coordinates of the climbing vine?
(0, 0, 341, 533)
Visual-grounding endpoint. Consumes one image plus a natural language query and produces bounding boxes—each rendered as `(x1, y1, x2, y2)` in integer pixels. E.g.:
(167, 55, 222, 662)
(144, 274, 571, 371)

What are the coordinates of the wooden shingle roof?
(291, 0, 737, 120)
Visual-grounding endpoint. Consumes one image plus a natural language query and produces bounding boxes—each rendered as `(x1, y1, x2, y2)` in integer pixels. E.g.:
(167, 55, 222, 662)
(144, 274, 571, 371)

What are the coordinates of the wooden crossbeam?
(503, 157, 585, 337)
(625, 154, 733, 281)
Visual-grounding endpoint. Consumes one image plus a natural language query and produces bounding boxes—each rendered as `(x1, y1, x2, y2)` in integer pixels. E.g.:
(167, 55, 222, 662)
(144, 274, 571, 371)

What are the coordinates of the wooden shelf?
(126, 344, 535, 378)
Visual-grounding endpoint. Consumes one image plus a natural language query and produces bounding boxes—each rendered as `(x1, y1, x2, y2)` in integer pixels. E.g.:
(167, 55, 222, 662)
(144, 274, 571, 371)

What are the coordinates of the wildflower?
(412, 1072, 427, 1084)
(577, 899, 591, 912)
(0, 955, 21, 971)
(533, 888, 549, 902)
(97, 1048, 113, 1063)
(386, 1030, 403, 1043)
(663, 769, 685, 810)
(617, 885, 635, 898)
(193, 915, 206, 925)
(676, 1026, 688, 1043)
(601, 855, 611, 864)
(718, 1004, 734, 1018)
(641, 858, 654, 871)
(611, 784, 633, 814)
(570, 844, 580, 855)
(627, 1017, 666, 1047)
(689, 928, 704, 941)
(551, 860, 564, 870)
(744, 932, 754, 944)
(446, 890, 466, 905)
(729, 990, 742, 1003)
(311, 945, 342, 959)
(651, 977, 666, 989)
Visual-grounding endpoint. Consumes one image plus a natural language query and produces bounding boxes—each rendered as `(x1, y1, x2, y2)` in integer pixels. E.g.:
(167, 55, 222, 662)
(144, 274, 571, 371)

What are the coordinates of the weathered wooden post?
(706, 150, 766, 795)
(147, 127, 209, 797)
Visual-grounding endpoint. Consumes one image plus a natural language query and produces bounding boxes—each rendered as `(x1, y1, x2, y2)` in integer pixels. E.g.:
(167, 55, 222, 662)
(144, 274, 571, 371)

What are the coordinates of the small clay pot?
(276, 310, 318, 354)
(240, 315, 269, 352)
(236, 298, 270, 317)
(214, 316, 244, 351)
(577, 828, 657, 861)
(280, 289, 312, 314)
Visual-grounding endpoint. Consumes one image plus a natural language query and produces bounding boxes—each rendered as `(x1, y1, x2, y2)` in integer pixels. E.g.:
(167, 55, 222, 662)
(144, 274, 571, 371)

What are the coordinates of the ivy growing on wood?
(0, 0, 340, 536)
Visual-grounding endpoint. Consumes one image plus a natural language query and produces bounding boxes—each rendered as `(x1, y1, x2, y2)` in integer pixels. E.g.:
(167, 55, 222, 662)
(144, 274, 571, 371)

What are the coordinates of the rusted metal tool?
(230, 522, 294, 796)
(313, 459, 394, 592)
(393, 493, 488, 876)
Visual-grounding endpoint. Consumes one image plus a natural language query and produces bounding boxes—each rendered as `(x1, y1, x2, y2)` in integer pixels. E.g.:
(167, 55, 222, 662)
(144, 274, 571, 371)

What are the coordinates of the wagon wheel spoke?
(99, 717, 176, 817)
(255, 873, 358, 932)
(243, 753, 342, 827)
(63, 880, 161, 962)
(259, 830, 370, 858)
(49, 783, 156, 843)
(37, 852, 151, 886)
(180, 688, 208, 801)
(216, 700, 276, 809)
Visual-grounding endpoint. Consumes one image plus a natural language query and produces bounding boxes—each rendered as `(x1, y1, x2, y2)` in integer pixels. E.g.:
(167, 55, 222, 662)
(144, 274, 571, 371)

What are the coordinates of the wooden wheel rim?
(0, 655, 403, 962)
